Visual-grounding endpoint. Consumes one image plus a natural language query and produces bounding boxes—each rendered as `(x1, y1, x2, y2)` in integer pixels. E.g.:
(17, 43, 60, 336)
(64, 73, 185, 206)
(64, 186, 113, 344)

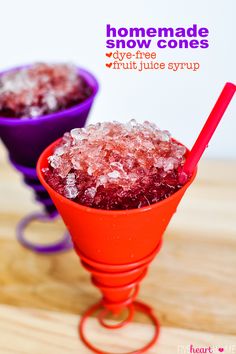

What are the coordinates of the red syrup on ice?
(43, 120, 187, 210)
(0, 63, 92, 118)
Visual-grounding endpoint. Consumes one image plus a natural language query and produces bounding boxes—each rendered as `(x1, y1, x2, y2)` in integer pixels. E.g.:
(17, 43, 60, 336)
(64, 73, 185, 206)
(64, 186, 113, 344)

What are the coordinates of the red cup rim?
(37, 138, 197, 216)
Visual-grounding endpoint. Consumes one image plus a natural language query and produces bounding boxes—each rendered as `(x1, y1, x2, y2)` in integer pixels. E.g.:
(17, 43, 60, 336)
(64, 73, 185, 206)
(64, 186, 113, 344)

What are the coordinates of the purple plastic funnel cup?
(0, 65, 99, 253)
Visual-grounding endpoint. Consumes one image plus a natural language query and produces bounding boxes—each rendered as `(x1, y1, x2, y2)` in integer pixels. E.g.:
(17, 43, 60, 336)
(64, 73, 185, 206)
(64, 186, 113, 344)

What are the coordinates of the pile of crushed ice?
(43, 120, 187, 210)
(0, 63, 92, 118)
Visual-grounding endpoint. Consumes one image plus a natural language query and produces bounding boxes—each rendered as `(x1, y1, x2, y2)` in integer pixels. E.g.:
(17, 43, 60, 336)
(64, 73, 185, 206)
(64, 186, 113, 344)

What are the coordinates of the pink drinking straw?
(180, 82, 236, 182)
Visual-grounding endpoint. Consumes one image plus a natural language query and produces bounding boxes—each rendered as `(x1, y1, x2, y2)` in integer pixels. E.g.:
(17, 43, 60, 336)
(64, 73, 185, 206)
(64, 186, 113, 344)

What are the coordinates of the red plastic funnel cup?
(37, 138, 197, 353)
(37, 139, 196, 264)
(37, 138, 197, 289)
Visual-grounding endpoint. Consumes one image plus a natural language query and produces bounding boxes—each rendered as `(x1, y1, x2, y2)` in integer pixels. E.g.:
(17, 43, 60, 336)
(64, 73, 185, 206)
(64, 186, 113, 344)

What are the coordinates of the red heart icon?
(106, 52, 112, 58)
(218, 348, 224, 352)
(106, 63, 112, 68)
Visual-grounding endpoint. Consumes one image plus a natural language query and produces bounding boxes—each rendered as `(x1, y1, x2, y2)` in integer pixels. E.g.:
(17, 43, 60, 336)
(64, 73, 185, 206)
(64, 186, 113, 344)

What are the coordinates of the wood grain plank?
(1, 304, 236, 354)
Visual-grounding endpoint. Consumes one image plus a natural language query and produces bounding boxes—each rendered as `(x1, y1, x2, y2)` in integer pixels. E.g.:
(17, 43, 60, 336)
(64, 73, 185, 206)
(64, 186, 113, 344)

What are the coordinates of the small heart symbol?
(106, 63, 112, 68)
(106, 52, 112, 57)
(218, 349, 224, 353)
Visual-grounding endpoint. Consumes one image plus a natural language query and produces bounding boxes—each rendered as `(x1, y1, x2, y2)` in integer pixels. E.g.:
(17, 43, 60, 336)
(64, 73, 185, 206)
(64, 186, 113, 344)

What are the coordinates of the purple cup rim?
(0, 64, 99, 126)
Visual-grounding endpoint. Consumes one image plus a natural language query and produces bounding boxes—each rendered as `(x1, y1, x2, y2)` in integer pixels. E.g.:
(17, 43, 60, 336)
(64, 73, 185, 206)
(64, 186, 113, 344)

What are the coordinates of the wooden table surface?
(0, 143, 236, 353)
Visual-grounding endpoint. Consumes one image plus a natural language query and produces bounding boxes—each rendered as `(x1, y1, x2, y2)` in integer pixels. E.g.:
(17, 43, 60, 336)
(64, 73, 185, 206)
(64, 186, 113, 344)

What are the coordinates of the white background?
(0, 0, 235, 158)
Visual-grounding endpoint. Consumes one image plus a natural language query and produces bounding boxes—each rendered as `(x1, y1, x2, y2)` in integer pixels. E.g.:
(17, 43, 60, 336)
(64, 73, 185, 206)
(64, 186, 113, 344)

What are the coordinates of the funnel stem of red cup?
(181, 82, 236, 180)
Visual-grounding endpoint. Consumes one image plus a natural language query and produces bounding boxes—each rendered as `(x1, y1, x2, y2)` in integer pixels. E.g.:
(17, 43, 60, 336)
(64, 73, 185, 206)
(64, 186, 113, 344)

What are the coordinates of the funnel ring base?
(98, 303, 134, 330)
(79, 300, 160, 354)
(16, 212, 72, 253)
